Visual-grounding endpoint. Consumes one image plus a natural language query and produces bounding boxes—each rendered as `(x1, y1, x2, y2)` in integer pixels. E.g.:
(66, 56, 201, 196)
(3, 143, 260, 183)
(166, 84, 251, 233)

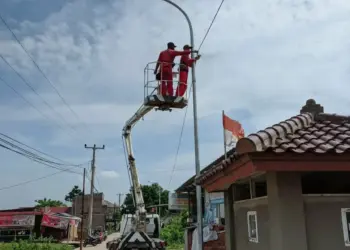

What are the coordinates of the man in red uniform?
(154, 42, 194, 96)
(176, 45, 201, 97)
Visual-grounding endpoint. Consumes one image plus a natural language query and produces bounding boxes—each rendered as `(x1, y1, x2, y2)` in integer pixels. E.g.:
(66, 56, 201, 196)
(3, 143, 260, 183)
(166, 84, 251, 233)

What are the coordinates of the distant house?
(72, 192, 115, 231)
(0, 206, 79, 242)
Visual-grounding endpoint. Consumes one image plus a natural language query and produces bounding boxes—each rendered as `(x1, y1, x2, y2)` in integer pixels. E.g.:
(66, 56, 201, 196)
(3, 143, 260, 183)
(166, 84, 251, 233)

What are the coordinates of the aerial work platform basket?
(144, 61, 189, 111)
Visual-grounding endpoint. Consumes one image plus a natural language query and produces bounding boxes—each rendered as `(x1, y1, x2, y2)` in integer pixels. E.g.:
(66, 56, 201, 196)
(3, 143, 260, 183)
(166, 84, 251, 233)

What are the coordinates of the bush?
(0, 240, 73, 250)
(160, 210, 188, 246)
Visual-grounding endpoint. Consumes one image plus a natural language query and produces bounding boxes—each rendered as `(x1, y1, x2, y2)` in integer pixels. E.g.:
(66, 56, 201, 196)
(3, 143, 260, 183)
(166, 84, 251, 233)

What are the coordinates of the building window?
(341, 208, 350, 246)
(247, 211, 258, 243)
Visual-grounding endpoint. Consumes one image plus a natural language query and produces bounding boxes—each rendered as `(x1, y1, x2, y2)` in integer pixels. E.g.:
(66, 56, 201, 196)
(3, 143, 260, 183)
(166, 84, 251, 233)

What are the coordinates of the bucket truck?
(106, 62, 187, 250)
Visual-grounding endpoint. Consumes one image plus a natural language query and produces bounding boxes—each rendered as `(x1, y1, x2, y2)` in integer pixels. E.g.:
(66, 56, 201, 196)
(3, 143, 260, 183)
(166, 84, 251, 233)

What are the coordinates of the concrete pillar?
(184, 228, 189, 250)
(267, 172, 308, 250)
(224, 185, 236, 250)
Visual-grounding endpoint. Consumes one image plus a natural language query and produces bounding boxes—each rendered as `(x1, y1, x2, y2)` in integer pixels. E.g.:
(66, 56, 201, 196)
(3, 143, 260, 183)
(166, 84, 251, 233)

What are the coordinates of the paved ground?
(74, 232, 120, 250)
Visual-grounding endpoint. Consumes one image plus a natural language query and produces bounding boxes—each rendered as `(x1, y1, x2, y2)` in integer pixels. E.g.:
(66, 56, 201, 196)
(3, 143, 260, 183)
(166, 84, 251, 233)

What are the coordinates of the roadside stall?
(41, 211, 81, 241)
(0, 212, 39, 242)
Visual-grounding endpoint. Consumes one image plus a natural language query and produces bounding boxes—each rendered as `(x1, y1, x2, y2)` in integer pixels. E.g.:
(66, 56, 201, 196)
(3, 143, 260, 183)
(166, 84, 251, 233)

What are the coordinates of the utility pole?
(79, 168, 86, 250)
(113, 202, 117, 231)
(84, 144, 105, 235)
(116, 193, 124, 230)
(117, 193, 124, 207)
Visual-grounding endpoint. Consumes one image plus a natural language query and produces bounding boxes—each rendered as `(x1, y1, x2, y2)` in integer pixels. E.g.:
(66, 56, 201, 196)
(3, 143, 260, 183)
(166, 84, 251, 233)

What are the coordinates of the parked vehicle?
(103, 230, 108, 241)
(83, 234, 101, 247)
(93, 226, 107, 241)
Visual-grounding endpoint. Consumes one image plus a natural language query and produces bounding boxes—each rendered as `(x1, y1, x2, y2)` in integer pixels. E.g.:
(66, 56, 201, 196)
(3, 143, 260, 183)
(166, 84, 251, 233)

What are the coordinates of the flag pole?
(222, 110, 227, 160)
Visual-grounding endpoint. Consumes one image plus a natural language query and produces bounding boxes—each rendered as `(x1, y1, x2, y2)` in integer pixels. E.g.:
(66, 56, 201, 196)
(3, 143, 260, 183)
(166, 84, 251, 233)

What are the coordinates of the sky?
(1, 0, 350, 209)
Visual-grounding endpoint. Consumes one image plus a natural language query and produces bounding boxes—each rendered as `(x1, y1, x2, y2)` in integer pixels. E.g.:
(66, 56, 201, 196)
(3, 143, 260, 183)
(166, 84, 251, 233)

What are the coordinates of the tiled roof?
(237, 115, 350, 154)
(175, 148, 236, 193)
(197, 99, 350, 184)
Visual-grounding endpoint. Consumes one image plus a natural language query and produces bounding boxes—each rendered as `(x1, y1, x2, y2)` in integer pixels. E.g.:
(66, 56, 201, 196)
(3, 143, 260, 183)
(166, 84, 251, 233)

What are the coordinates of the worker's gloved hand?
(195, 55, 201, 60)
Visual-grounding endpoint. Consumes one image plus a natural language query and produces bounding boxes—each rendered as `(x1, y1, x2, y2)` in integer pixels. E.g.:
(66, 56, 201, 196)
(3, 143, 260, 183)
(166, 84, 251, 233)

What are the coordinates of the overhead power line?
(198, 0, 225, 51)
(168, 84, 192, 188)
(0, 55, 81, 136)
(0, 76, 84, 143)
(0, 13, 90, 131)
(0, 143, 82, 174)
(0, 132, 80, 166)
(85, 169, 99, 193)
(168, 0, 225, 188)
(95, 174, 102, 191)
(0, 168, 79, 191)
(0, 133, 84, 174)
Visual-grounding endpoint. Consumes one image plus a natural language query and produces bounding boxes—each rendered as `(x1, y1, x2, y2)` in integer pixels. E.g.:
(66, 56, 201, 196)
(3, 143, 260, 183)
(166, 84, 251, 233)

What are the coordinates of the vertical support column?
(224, 185, 236, 250)
(267, 172, 308, 250)
(184, 228, 189, 250)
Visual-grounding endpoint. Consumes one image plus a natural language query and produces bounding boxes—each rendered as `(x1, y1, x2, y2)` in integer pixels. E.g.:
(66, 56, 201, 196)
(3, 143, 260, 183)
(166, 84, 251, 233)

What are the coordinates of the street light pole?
(160, 1, 203, 249)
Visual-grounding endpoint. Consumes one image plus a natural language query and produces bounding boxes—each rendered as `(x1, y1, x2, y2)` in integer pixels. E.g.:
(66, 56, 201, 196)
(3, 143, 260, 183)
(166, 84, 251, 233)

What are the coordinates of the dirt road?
(75, 232, 120, 250)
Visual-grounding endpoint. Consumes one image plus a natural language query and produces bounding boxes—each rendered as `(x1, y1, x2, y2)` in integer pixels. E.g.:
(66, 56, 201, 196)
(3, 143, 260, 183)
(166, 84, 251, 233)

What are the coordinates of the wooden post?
(222, 110, 227, 160)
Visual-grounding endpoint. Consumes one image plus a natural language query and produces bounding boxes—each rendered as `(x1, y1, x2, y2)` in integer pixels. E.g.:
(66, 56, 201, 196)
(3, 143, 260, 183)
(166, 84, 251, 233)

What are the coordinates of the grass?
(167, 243, 184, 250)
(0, 242, 74, 250)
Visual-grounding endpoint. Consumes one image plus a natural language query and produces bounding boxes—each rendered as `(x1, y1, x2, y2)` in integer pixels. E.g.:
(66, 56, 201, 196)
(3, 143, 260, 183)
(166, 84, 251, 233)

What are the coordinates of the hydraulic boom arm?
(122, 104, 153, 231)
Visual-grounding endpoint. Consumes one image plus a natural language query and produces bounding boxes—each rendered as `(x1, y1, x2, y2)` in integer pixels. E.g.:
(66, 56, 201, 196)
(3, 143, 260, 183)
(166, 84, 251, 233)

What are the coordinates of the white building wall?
(204, 191, 225, 224)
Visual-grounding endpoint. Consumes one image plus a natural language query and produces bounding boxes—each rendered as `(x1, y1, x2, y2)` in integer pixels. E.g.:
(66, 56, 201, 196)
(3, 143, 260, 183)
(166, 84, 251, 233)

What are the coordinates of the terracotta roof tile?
(236, 113, 350, 155)
(197, 99, 350, 185)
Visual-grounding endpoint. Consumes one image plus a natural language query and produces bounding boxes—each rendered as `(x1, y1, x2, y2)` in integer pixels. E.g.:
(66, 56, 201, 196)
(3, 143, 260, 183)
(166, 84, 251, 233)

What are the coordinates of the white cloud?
(1, 0, 350, 208)
(98, 170, 120, 179)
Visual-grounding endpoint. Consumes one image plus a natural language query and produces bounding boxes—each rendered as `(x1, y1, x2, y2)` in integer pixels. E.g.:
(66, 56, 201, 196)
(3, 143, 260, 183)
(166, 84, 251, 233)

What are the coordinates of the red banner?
(0, 215, 35, 227)
(41, 214, 69, 230)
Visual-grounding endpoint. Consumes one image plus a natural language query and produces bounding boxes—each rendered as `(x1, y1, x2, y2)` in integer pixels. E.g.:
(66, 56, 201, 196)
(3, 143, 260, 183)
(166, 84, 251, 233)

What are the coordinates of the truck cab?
(107, 214, 166, 250)
(120, 214, 161, 239)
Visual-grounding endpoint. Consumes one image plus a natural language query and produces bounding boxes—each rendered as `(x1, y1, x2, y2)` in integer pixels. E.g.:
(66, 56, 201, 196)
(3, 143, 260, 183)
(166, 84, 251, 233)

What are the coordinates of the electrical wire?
(0, 167, 81, 191)
(0, 13, 90, 131)
(0, 143, 82, 174)
(85, 169, 99, 193)
(0, 132, 82, 167)
(0, 133, 83, 168)
(95, 174, 102, 191)
(168, 83, 193, 188)
(0, 137, 74, 167)
(197, 0, 225, 51)
(168, 0, 226, 188)
(0, 76, 85, 144)
(0, 133, 85, 174)
(0, 55, 81, 137)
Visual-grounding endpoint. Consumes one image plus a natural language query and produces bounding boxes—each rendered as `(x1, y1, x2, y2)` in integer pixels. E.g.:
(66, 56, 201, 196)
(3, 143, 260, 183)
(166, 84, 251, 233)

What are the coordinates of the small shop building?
(196, 99, 350, 250)
(0, 206, 81, 242)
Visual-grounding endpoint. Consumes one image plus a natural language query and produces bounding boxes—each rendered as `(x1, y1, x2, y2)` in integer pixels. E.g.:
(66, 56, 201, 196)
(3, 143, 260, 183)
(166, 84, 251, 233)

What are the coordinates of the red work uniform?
(176, 53, 196, 97)
(157, 49, 191, 96)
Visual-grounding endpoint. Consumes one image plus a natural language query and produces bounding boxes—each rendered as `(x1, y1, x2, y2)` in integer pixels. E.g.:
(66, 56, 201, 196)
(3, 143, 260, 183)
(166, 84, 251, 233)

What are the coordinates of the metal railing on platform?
(144, 61, 190, 101)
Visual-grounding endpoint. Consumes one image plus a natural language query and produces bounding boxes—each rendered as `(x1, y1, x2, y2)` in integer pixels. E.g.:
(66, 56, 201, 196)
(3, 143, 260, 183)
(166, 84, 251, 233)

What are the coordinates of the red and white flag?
(222, 112, 244, 147)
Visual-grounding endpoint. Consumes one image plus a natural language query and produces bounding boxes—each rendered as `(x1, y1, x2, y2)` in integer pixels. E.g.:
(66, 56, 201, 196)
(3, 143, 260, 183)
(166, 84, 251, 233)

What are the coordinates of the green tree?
(64, 185, 83, 202)
(121, 184, 169, 216)
(160, 210, 188, 246)
(121, 193, 136, 215)
(35, 198, 66, 208)
(113, 209, 122, 222)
